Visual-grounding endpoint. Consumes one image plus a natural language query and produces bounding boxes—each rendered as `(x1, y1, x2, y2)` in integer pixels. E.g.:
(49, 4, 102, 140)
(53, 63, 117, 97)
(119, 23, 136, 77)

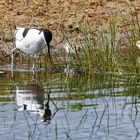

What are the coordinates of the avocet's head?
(136, 40, 140, 50)
(42, 29, 52, 58)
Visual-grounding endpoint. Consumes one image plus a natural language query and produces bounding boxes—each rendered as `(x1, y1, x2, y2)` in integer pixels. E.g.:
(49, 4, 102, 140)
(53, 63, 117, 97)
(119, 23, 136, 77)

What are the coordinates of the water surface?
(0, 65, 140, 140)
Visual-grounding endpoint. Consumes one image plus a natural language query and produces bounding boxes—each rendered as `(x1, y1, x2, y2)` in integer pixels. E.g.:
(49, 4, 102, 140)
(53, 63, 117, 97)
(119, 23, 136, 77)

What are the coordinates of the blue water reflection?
(0, 66, 140, 140)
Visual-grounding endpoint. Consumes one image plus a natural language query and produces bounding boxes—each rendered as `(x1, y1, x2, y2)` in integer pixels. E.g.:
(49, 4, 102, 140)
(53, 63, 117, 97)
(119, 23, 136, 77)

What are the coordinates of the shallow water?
(0, 64, 140, 140)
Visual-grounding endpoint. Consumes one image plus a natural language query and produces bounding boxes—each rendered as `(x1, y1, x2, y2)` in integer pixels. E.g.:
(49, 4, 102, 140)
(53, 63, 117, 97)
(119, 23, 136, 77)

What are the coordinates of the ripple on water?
(0, 66, 140, 140)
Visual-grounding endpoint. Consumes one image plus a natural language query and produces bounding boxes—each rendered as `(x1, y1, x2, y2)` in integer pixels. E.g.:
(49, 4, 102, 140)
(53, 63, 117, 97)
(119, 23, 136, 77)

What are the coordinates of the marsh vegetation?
(0, 1, 140, 139)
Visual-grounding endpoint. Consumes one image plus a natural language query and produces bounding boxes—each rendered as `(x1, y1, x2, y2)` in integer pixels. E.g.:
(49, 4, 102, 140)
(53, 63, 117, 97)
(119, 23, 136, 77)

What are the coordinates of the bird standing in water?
(12, 27, 52, 69)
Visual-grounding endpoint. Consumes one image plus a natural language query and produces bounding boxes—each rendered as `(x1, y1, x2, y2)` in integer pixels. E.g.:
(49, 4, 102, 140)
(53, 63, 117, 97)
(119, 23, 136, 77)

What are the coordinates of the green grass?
(0, 97, 14, 102)
(69, 102, 98, 110)
(58, 10, 140, 77)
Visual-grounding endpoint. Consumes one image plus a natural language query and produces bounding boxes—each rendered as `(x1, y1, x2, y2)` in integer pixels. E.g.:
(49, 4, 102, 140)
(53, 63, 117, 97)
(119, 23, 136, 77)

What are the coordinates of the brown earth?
(0, 0, 140, 62)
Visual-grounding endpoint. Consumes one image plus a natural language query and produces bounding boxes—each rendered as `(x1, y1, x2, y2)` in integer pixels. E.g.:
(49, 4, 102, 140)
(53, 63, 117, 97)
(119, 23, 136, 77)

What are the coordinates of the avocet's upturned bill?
(12, 27, 52, 69)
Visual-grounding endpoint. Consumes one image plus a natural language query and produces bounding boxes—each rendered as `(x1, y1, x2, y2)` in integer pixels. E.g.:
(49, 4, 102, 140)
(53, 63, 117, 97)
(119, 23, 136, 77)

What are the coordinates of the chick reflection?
(64, 65, 76, 81)
(64, 65, 82, 81)
(16, 83, 51, 122)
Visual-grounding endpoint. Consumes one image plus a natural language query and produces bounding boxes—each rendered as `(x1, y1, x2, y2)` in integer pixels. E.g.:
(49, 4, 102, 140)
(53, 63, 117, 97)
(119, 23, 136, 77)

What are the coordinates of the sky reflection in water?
(0, 65, 140, 140)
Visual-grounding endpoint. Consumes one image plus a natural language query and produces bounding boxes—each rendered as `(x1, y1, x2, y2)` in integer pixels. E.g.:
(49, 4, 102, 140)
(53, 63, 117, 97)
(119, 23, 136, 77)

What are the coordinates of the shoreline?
(0, 0, 140, 63)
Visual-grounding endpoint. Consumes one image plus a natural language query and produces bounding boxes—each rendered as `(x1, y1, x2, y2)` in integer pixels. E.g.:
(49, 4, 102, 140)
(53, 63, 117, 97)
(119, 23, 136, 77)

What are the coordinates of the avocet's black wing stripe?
(22, 28, 30, 37)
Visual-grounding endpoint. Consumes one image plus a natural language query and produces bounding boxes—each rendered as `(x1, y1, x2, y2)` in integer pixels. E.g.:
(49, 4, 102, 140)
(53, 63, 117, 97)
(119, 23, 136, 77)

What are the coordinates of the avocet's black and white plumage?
(12, 27, 52, 69)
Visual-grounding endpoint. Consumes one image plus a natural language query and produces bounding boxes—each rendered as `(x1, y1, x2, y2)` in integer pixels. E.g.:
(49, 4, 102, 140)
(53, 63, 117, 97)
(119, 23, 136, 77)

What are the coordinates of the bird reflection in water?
(16, 83, 52, 122)
(42, 94, 52, 122)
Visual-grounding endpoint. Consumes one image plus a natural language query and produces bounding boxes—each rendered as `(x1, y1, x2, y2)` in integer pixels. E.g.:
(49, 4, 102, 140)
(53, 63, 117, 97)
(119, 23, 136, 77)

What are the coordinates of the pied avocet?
(12, 27, 52, 69)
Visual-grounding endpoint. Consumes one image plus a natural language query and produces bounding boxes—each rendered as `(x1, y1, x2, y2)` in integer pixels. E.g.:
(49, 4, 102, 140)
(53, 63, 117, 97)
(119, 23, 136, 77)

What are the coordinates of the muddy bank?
(0, 0, 140, 62)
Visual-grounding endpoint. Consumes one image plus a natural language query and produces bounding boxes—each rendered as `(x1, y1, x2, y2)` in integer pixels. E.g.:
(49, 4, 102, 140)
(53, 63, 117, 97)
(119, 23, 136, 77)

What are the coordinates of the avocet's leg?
(32, 54, 37, 70)
(11, 48, 17, 68)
